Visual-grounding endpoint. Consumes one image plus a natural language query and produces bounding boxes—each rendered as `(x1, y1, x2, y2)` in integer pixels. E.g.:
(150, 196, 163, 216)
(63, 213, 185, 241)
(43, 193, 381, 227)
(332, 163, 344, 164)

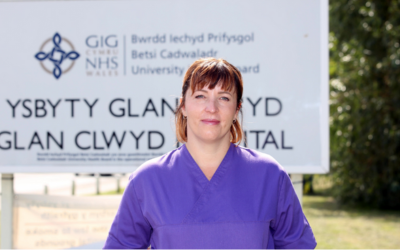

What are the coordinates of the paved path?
(0, 173, 131, 196)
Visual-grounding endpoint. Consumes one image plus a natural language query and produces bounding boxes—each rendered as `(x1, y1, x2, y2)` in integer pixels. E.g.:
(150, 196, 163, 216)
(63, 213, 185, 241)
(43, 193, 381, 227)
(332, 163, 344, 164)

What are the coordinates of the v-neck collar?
(182, 143, 234, 186)
(180, 143, 235, 224)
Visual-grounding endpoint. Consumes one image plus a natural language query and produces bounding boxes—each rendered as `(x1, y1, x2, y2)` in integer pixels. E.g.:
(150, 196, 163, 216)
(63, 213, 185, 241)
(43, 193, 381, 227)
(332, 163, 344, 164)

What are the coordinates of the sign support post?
(291, 174, 303, 206)
(1, 173, 14, 249)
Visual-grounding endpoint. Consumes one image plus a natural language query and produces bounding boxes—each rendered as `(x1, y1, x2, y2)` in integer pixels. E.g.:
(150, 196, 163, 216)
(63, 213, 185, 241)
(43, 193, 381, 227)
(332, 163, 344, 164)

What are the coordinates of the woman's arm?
(270, 171, 317, 249)
(104, 177, 152, 249)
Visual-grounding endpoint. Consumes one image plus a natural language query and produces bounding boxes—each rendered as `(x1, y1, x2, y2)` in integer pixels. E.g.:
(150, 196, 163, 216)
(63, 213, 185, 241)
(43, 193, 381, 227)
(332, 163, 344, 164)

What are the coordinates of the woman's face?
(181, 83, 239, 144)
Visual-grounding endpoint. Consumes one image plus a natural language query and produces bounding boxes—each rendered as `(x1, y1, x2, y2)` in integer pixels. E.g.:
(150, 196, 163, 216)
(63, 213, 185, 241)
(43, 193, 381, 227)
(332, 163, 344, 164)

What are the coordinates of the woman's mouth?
(201, 119, 220, 125)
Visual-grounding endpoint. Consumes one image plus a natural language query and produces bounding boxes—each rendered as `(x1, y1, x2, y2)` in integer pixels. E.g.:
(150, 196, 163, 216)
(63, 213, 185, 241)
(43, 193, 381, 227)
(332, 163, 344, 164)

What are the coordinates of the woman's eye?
(195, 95, 205, 99)
(221, 97, 230, 101)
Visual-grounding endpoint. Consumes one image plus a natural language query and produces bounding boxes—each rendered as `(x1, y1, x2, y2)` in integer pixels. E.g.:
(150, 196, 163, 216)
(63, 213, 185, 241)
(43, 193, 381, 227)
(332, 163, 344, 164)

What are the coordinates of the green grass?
(303, 195, 400, 249)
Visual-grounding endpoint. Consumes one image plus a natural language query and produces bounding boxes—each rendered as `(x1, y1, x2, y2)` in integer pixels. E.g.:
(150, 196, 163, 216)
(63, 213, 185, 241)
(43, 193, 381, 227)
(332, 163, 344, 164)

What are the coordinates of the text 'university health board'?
(0, 0, 329, 173)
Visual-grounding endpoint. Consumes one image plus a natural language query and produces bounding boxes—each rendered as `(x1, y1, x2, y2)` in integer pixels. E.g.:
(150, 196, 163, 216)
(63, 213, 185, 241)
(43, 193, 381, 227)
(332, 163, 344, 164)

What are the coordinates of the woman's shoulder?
(233, 145, 287, 175)
(128, 145, 186, 182)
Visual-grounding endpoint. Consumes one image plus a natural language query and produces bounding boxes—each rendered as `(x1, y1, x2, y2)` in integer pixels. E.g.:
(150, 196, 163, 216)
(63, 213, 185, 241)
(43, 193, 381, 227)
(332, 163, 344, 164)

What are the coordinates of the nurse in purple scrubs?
(104, 58, 317, 249)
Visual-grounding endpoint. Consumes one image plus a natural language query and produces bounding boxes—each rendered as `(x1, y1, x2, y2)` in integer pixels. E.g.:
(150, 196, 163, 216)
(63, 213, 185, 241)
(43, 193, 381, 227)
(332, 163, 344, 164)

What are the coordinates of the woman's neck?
(185, 138, 231, 180)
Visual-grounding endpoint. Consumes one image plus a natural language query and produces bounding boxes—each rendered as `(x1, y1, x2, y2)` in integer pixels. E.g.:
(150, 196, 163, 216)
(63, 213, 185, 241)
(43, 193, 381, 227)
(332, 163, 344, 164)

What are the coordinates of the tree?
(329, 0, 400, 209)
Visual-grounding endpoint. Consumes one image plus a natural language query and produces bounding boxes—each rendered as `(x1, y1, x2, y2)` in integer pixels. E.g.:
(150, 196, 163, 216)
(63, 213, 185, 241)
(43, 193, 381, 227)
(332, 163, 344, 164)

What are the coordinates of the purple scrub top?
(104, 143, 317, 249)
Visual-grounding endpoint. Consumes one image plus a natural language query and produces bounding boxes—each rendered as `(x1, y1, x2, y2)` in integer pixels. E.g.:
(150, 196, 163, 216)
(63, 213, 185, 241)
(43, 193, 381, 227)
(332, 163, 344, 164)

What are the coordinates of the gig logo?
(85, 35, 119, 77)
(34, 33, 80, 79)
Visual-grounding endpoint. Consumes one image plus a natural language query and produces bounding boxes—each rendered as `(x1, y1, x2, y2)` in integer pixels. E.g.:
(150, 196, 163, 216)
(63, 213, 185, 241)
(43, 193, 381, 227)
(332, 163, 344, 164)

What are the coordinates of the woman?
(104, 58, 317, 249)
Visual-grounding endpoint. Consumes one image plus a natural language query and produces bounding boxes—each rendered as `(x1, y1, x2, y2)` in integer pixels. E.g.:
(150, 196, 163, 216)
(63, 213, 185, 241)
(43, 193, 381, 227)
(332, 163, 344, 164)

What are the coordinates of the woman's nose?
(205, 98, 218, 113)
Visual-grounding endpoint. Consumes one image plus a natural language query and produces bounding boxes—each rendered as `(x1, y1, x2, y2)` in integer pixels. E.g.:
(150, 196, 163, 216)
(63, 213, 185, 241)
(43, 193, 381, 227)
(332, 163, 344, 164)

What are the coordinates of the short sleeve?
(270, 171, 317, 249)
(103, 175, 152, 249)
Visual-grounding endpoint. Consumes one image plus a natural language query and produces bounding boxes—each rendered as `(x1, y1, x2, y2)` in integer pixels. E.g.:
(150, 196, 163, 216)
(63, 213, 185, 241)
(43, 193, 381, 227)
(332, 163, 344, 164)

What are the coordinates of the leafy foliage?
(329, 0, 400, 209)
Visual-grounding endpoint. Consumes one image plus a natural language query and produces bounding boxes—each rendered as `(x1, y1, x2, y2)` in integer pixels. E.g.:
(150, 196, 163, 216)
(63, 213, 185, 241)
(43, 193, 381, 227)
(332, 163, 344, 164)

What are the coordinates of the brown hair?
(175, 58, 244, 145)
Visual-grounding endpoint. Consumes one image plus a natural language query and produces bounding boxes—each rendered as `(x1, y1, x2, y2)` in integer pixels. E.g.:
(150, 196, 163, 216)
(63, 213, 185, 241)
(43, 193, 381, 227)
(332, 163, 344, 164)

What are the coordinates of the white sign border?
(0, 0, 330, 174)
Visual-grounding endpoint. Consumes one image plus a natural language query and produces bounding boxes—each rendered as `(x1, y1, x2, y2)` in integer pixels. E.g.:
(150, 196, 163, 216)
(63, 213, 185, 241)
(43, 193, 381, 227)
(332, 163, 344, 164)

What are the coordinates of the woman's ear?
(180, 97, 186, 116)
(234, 102, 241, 120)
(234, 110, 239, 121)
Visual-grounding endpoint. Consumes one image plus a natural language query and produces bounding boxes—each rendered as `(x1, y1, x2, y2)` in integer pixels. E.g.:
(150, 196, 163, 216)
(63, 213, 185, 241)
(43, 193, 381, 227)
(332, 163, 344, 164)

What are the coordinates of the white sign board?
(0, 0, 328, 173)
